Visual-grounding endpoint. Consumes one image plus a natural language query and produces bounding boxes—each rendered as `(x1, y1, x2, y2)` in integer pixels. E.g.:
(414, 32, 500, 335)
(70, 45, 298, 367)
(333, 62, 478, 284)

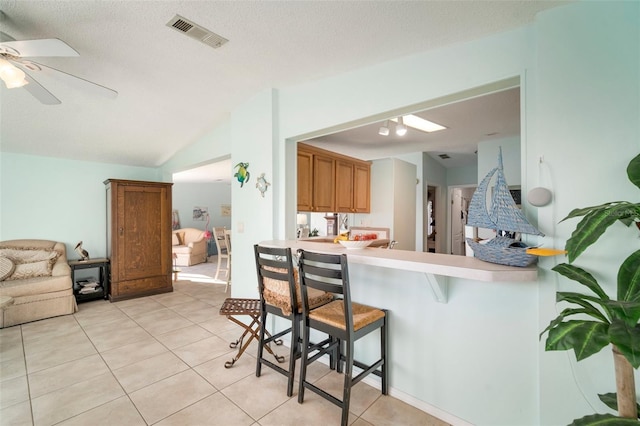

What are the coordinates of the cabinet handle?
(119, 227, 124, 236)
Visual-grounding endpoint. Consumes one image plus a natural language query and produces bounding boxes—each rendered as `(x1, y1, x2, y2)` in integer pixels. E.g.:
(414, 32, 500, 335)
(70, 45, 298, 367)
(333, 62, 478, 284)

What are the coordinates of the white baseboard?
(292, 341, 474, 426)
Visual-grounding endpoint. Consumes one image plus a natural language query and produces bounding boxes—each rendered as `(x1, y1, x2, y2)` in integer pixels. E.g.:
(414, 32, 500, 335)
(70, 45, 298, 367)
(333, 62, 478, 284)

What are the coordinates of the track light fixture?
(395, 116, 407, 136)
(378, 120, 390, 136)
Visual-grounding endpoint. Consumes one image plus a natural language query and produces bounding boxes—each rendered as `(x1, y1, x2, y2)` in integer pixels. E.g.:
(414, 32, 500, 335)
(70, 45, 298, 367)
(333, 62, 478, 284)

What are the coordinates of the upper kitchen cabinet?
(297, 149, 314, 211)
(297, 143, 370, 213)
(352, 162, 371, 213)
(297, 144, 335, 212)
(335, 159, 371, 213)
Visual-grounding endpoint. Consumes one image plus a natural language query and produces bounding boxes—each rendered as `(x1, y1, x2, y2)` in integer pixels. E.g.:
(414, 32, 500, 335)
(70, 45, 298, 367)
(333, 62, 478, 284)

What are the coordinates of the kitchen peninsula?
(261, 239, 539, 424)
(261, 239, 537, 303)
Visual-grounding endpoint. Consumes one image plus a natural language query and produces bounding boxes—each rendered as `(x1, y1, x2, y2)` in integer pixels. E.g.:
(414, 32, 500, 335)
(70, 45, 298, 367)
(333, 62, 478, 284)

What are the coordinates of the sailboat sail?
(490, 165, 544, 236)
(467, 166, 498, 230)
(466, 148, 544, 267)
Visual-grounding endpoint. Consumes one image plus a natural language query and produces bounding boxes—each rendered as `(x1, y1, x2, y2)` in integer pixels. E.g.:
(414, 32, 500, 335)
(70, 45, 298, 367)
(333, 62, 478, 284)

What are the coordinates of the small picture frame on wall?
(193, 207, 208, 221)
(220, 204, 231, 217)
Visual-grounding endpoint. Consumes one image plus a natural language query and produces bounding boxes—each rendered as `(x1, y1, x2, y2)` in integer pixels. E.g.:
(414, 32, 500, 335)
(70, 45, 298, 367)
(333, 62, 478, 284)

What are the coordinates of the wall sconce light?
(395, 116, 407, 136)
(378, 120, 390, 136)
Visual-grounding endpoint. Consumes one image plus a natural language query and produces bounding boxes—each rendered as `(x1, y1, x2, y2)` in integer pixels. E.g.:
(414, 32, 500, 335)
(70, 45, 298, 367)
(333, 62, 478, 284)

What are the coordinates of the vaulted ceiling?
(0, 1, 569, 173)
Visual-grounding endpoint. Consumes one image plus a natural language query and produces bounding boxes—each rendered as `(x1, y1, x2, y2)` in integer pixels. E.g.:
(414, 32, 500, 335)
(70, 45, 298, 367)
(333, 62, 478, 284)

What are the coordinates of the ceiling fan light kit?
(0, 58, 28, 88)
(0, 31, 118, 104)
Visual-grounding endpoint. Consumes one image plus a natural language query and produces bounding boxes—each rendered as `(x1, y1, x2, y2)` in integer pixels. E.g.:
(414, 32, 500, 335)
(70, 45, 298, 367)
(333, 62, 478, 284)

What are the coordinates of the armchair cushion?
(171, 228, 208, 266)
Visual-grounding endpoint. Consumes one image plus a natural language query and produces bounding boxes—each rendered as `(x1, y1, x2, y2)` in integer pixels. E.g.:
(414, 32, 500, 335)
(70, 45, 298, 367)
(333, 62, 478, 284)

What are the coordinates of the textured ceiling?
(0, 0, 570, 170)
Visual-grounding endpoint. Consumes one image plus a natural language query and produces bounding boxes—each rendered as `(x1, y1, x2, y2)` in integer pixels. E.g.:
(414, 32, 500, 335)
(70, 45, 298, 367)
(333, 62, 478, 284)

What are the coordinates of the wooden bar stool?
(296, 249, 388, 426)
(254, 244, 333, 396)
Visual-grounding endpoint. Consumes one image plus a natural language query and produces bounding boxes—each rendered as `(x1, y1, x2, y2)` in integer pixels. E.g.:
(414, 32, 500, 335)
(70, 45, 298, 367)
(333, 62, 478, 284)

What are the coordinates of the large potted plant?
(541, 153, 640, 424)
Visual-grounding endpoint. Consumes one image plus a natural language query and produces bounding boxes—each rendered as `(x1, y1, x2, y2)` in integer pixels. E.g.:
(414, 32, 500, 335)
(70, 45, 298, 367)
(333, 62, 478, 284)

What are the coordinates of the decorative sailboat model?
(466, 149, 544, 267)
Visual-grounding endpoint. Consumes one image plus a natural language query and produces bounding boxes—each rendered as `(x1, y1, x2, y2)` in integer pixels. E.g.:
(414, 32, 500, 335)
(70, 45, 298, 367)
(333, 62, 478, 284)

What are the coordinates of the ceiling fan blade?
(23, 60, 118, 99)
(20, 71, 61, 105)
(0, 39, 79, 57)
(0, 31, 16, 43)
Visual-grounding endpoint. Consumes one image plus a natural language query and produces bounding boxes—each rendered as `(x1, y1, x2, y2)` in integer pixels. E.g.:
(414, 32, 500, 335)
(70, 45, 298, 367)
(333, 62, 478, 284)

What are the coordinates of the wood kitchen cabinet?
(298, 143, 370, 213)
(105, 179, 173, 302)
(352, 162, 371, 213)
(297, 145, 335, 212)
(312, 152, 336, 212)
(297, 150, 314, 211)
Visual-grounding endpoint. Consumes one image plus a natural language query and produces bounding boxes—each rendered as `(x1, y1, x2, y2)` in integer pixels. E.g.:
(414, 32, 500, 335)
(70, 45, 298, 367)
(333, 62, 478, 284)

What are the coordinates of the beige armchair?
(172, 228, 207, 266)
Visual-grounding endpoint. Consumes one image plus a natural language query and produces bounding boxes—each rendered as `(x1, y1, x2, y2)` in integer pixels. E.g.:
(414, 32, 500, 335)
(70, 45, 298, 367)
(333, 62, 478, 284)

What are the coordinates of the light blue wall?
(172, 182, 231, 231)
(478, 137, 521, 186)
(0, 152, 160, 258)
(446, 164, 478, 187)
(533, 2, 639, 423)
(159, 120, 231, 182)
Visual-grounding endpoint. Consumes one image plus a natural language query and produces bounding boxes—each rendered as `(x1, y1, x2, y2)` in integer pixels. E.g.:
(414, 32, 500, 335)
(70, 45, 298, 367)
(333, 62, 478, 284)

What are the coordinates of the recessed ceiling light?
(391, 115, 446, 133)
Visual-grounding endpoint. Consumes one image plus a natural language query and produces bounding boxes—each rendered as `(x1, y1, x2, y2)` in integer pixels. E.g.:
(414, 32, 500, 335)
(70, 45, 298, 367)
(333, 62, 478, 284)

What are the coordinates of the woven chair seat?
(262, 266, 332, 316)
(309, 299, 385, 331)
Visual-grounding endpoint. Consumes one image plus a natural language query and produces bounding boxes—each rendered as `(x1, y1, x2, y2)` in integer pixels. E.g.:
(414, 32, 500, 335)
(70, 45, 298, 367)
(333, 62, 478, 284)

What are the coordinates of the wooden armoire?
(104, 179, 173, 302)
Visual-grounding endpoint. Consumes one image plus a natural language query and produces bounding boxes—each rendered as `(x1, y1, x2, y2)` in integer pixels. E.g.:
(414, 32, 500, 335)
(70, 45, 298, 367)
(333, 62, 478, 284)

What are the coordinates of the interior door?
(451, 188, 465, 255)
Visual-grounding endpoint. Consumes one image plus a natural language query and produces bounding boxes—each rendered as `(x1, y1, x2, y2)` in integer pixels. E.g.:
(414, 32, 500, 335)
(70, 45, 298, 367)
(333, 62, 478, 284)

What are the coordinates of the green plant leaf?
(628, 153, 640, 190)
(598, 393, 640, 417)
(609, 320, 640, 368)
(569, 413, 640, 425)
(553, 263, 609, 300)
(604, 300, 640, 326)
(619, 250, 640, 302)
(566, 204, 637, 263)
(557, 292, 610, 322)
(546, 320, 610, 361)
(562, 202, 624, 221)
(540, 308, 603, 339)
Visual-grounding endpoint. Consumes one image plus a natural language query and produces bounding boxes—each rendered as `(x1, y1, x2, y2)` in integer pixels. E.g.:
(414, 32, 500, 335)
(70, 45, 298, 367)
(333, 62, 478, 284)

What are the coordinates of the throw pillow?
(172, 233, 179, 246)
(6, 260, 52, 281)
(0, 256, 15, 281)
(177, 232, 186, 246)
(0, 247, 59, 265)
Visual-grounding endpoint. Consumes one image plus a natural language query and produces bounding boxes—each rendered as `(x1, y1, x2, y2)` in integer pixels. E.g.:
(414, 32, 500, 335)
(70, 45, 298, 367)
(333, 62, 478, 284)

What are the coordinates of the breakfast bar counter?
(260, 239, 537, 304)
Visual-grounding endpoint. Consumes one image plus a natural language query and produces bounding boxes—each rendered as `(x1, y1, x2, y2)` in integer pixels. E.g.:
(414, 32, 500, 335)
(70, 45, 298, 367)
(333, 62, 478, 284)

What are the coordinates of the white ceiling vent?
(166, 15, 228, 49)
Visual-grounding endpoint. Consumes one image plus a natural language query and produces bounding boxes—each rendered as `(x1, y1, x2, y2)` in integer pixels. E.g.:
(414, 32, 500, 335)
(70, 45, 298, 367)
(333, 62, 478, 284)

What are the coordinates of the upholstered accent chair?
(0, 239, 77, 328)
(171, 228, 207, 267)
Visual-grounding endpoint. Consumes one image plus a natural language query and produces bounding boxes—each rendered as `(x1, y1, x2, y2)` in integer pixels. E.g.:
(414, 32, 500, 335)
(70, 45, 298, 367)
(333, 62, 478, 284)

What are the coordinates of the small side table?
(219, 298, 284, 368)
(69, 258, 110, 303)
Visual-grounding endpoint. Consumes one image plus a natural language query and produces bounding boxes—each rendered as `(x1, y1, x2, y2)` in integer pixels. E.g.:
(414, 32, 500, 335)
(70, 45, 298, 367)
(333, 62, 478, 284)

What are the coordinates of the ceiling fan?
(0, 31, 117, 105)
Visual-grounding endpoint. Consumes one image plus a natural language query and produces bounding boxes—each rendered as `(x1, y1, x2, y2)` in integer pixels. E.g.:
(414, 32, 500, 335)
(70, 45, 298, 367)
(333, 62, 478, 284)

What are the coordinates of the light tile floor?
(0, 259, 449, 426)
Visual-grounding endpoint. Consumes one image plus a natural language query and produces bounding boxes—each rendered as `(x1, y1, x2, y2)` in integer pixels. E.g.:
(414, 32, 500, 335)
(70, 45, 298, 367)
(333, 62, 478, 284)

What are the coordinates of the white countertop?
(260, 239, 538, 282)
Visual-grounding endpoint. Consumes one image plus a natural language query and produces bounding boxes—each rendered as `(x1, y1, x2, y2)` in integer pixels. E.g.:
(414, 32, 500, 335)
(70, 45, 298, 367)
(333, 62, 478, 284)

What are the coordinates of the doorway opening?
(449, 186, 476, 256)
(426, 185, 437, 253)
